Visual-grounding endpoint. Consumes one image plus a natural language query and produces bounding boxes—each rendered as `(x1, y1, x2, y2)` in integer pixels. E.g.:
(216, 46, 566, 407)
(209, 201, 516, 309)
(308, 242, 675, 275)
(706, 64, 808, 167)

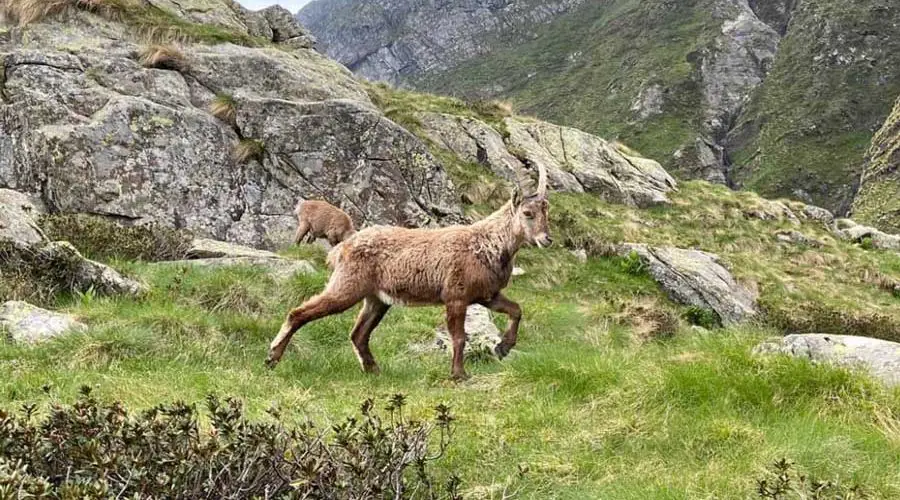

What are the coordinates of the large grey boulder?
(0, 14, 462, 251)
(237, 99, 463, 232)
(0, 301, 87, 343)
(755, 334, 900, 387)
(619, 244, 758, 325)
(503, 118, 677, 206)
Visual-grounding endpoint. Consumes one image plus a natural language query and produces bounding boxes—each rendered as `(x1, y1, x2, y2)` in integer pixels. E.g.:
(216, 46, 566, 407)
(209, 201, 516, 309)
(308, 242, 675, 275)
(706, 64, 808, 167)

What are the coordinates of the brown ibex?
(293, 200, 356, 246)
(267, 165, 552, 380)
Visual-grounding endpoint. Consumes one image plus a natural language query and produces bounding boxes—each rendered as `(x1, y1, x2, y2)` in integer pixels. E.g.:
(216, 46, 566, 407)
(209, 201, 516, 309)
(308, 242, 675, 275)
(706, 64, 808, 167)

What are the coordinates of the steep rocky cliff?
(851, 95, 900, 233)
(0, 0, 462, 250)
(300, 0, 900, 216)
(298, 0, 584, 85)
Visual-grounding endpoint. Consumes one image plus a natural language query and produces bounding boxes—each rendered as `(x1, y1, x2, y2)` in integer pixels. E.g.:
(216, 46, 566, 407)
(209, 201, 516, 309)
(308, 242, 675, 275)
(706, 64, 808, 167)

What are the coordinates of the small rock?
(755, 334, 900, 387)
(618, 244, 758, 325)
(570, 249, 588, 263)
(800, 204, 835, 226)
(187, 238, 281, 260)
(774, 230, 823, 247)
(512, 267, 526, 277)
(432, 305, 502, 355)
(156, 257, 315, 280)
(0, 301, 87, 343)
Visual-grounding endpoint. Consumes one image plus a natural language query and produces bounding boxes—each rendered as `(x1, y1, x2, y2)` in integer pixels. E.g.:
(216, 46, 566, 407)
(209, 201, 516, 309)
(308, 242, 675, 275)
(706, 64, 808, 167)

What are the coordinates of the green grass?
(3, 236, 900, 497)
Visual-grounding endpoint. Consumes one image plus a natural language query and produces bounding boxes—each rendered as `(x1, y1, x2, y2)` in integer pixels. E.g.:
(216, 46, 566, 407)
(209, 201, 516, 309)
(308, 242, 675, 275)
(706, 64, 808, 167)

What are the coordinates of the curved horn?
(536, 161, 548, 198)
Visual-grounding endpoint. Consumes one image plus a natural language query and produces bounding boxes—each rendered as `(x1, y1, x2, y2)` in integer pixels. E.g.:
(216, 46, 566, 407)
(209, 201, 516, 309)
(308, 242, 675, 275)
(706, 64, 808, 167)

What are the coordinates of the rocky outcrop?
(0, 301, 87, 343)
(417, 112, 677, 206)
(0, 6, 462, 251)
(851, 95, 900, 233)
(755, 334, 900, 387)
(833, 219, 900, 251)
(619, 244, 758, 325)
(187, 238, 281, 259)
(147, 1, 316, 48)
(298, 0, 584, 85)
(1, 189, 146, 297)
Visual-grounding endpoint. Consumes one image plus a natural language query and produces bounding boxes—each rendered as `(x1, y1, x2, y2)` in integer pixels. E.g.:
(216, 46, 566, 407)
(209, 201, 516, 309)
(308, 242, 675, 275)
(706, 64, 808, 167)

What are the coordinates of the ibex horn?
(536, 161, 548, 198)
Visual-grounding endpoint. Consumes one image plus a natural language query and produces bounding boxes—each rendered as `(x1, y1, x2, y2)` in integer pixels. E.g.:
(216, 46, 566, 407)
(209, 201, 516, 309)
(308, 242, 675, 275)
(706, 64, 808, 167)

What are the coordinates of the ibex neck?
(473, 201, 524, 259)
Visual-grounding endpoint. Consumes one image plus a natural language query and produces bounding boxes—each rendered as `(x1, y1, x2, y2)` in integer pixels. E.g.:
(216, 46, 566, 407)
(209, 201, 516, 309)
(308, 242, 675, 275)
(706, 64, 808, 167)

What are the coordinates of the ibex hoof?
(494, 343, 511, 360)
(451, 372, 470, 382)
(265, 356, 279, 370)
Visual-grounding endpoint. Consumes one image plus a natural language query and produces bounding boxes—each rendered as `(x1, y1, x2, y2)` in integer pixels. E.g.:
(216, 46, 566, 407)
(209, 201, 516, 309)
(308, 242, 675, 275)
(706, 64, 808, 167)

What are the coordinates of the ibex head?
(511, 162, 552, 248)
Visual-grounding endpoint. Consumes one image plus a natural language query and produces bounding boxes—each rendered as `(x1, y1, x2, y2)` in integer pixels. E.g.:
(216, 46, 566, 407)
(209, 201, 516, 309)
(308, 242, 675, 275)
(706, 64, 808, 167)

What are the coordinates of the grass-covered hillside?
(4, 180, 900, 497)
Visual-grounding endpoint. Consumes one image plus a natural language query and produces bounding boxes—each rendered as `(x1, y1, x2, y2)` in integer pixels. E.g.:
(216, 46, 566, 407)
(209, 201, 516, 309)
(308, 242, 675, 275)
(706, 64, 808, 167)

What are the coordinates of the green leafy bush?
(40, 214, 192, 262)
(683, 306, 721, 329)
(0, 387, 460, 499)
(757, 458, 868, 499)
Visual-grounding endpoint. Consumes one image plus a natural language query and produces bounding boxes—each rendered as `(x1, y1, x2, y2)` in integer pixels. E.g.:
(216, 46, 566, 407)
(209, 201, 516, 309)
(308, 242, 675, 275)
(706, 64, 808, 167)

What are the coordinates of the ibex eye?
(523, 210, 535, 218)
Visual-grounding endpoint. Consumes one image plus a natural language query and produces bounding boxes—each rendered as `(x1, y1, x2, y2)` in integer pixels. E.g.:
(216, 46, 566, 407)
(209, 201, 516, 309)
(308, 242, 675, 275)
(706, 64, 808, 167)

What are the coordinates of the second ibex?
(266, 163, 552, 380)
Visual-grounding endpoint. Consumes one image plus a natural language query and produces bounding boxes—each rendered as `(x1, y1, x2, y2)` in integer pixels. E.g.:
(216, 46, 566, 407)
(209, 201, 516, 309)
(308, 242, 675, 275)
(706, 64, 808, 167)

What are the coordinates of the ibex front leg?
(445, 302, 469, 380)
(483, 293, 521, 359)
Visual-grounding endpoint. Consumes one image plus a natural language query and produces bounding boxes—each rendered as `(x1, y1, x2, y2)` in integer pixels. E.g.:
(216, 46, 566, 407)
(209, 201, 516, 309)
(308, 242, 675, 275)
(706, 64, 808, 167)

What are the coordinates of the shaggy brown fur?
(293, 200, 356, 247)
(267, 168, 552, 380)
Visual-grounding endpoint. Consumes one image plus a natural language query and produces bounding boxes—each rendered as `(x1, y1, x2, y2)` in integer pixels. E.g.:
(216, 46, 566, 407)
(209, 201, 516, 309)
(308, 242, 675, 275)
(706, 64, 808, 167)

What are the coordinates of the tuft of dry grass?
(0, 0, 128, 26)
(233, 139, 265, 164)
(209, 93, 237, 126)
(139, 44, 188, 71)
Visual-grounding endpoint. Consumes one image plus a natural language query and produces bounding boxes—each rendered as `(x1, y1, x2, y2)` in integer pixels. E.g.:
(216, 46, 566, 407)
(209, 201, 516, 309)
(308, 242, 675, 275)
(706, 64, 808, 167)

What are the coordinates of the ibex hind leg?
(266, 281, 366, 368)
(294, 221, 311, 245)
(350, 297, 391, 374)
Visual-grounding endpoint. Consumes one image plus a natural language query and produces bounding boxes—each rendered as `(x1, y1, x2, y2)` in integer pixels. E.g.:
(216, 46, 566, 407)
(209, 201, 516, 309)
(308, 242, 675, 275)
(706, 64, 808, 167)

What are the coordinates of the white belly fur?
(377, 291, 407, 306)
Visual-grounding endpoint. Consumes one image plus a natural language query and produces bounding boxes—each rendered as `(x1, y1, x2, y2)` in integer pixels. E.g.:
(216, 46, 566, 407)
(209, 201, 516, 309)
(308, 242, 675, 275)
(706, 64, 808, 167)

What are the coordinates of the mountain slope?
(299, 0, 900, 216)
(852, 95, 900, 233)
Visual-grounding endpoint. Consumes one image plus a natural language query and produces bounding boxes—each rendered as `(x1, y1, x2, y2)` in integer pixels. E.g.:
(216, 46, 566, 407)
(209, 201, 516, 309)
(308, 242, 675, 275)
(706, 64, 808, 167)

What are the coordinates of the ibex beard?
(266, 168, 552, 380)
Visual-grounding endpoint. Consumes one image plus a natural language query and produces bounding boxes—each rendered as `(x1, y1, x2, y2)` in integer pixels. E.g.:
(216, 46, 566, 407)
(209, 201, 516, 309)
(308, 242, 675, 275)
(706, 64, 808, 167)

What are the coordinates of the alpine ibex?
(293, 200, 356, 246)
(267, 165, 552, 380)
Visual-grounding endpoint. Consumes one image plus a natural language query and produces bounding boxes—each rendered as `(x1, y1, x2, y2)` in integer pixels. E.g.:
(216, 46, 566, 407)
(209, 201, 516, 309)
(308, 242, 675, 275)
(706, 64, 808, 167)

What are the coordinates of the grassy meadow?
(3, 183, 900, 498)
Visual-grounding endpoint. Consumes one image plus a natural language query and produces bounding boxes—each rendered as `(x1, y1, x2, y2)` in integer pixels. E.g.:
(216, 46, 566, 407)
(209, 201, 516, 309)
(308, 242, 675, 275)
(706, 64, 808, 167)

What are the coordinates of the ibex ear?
(511, 184, 524, 206)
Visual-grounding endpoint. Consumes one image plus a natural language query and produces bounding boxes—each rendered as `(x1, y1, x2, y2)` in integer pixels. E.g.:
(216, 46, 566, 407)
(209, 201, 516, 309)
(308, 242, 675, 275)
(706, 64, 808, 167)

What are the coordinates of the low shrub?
(0, 387, 461, 499)
(683, 306, 721, 329)
(756, 458, 868, 499)
(40, 214, 192, 262)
